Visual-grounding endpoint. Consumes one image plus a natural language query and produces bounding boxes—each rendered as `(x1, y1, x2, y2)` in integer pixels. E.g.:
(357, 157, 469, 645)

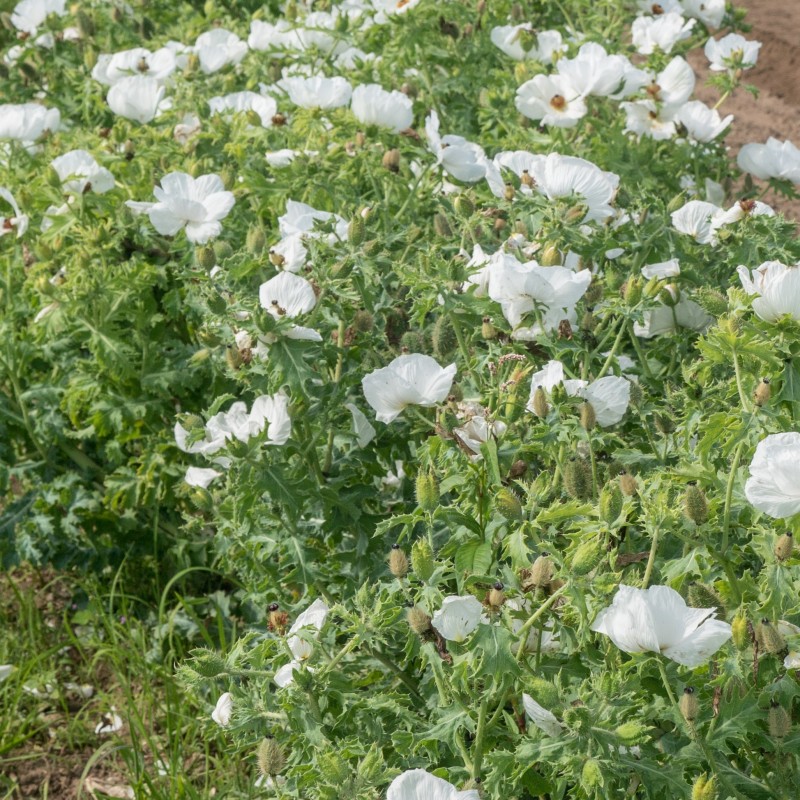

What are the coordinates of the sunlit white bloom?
(556, 42, 630, 97)
(490, 25, 563, 63)
(278, 75, 352, 109)
(258, 271, 321, 341)
(527, 361, 565, 412)
(682, 0, 725, 28)
(386, 769, 479, 800)
(632, 12, 695, 55)
(288, 598, 329, 660)
(362, 354, 456, 423)
(431, 595, 484, 642)
(174, 113, 201, 144)
(248, 19, 302, 52)
(563, 376, 631, 427)
(671, 200, 721, 244)
(107, 75, 168, 124)
(522, 694, 564, 737)
(737, 260, 800, 322)
(705, 34, 760, 71)
(126, 172, 234, 244)
(50, 150, 114, 194)
(745, 433, 800, 518)
(452, 415, 507, 457)
(185, 466, 222, 489)
(675, 100, 733, 143)
(591, 584, 732, 667)
(0, 102, 60, 145)
(11, 0, 66, 35)
(266, 149, 297, 168)
(488, 150, 543, 198)
(278, 200, 348, 242)
(621, 99, 677, 141)
(269, 234, 307, 272)
(95, 709, 124, 735)
(636, 0, 682, 12)
(211, 693, 233, 727)
(194, 28, 248, 74)
(642, 258, 680, 279)
(425, 111, 488, 183)
(0, 665, 14, 681)
(92, 47, 177, 86)
(634, 292, 713, 338)
(345, 403, 376, 447)
(0, 187, 29, 238)
(208, 91, 277, 128)
(515, 74, 587, 128)
(335, 46, 376, 69)
(711, 200, 774, 234)
(737, 138, 800, 183)
(350, 84, 413, 132)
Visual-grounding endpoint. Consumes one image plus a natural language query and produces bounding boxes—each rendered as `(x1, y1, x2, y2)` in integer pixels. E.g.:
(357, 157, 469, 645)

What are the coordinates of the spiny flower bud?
(565, 204, 587, 223)
(753, 378, 771, 408)
(246, 225, 267, 254)
(481, 316, 497, 339)
(599, 484, 623, 524)
(768, 702, 791, 739)
(539, 243, 561, 266)
(348, 216, 366, 246)
(382, 148, 401, 172)
(526, 676, 560, 709)
(684, 483, 708, 525)
(496, 487, 523, 521)
(454, 194, 475, 217)
(653, 412, 675, 435)
(687, 583, 724, 614)
(581, 759, 603, 789)
(757, 619, 786, 654)
(529, 553, 554, 589)
(432, 316, 458, 359)
(188, 486, 213, 511)
(411, 539, 435, 581)
(666, 192, 686, 213)
(197, 246, 216, 270)
(692, 774, 717, 800)
(407, 605, 432, 634)
(694, 287, 728, 316)
(415, 471, 439, 513)
(580, 310, 596, 333)
(580, 402, 596, 432)
(388, 544, 409, 578)
(680, 687, 699, 722)
(571, 538, 604, 576)
(563, 457, 593, 500)
(434, 213, 453, 238)
(192, 650, 227, 677)
(352, 310, 374, 333)
(731, 614, 749, 649)
(225, 344, 243, 370)
(214, 241, 233, 261)
(615, 721, 648, 745)
(503, 183, 515, 202)
(257, 738, 286, 776)
(775, 532, 794, 562)
(628, 380, 644, 407)
(488, 581, 506, 609)
(619, 471, 638, 497)
(531, 386, 549, 418)
(623, 278, 642, 305)
(400, 331, 427, 352)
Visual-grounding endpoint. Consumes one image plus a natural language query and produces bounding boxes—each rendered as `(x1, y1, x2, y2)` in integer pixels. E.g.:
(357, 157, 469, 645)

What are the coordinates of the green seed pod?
(563, 457, 592, 500)
(246, 225, 267, 254)
(680, 687, 699, 722)
(388, 544, 409, 578)
(619, 471, 638, 497)
(571, 538, 604, 576)
(496, 487, 523, 522)
(757, 619, 786, 654)
(214, 241, 234, 261)
(599, 483, 623, 524)
(581, 758, 604, 789)
(348, 216, 366, 246)
(192, 651, 227, 677)
(257, 738, 286, 776)
(684, 483, 708, 525)
(615, 721, 649, 746)
(410, 539, 435, 581)
(775, 532, 794, 562)
(433, 213, 453, 238)
(692, 774, 717, 800)
(454, 194, 475, 217)
(580, 402, 596, 432)
(768, 702, 791, 739)
(731, 614, 749, 649)
(687, 583, 724, 614)
(415, 471, 439, 513)
(432, 316, 458, 359)
(531, 386, 548, 418)
(753, 378, 771, 408)
(488, 582, 505, 609)
(525, 676, 560, 709)
(529, 553, 554, 589)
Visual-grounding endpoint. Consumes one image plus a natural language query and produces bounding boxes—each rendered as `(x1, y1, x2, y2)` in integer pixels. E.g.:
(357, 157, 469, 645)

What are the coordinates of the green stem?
(731, 350, 749, 411)
(471, 695, 490, 780)
(596, 319, 627, 379)
(515, 585, 568, 660)
(323, 319, 347, 474)
(721, 441, 745, 554)
(642, 525, 660, 589)
(628, 322, 654, 380)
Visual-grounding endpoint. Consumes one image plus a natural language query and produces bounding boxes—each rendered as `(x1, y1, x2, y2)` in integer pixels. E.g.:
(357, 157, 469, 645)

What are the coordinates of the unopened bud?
(225, 344, 243, 370)
(382, 148, 401, 172)
(529, 553, 554, 589)
(666, 192, 686, 213)
(525, 676, 559, 709)
(775, 532, 794, 562)
(680, 687, 699, 722)
(388, 544, 409, 578)
(539, 243, 561, 266)
(353, 310, 374, 333)
(257, 738, 286, 776)
(619, 471, 638, 497)
(495, 487, 523, 521)
(599, 484, 623, 524)
(565, 204, 586, 223)
(684, 483, 708, 525)
(188, 486, 213, 511)
(580, 310, 596, 332)
(753, 378, 771, 408)
(563, 457, 592, 500)
(246, 225, 267, 254)
(757, 619, 786, 654)
(197, 245, 216, 270)
(660, 284, 680, 307)
(581, 759, 603, 789)
(407, 605, 432, 634)
(571, 538, 604, 576)
(411, 539, 435, 581)
(433, 213, 453, 238)
(481, 316, 497, 339)
(692, 774, 717, 800)
(731, 614, 749, 649)
(653, 412, 675, 435)
(623, 278, 643, 305)
(580, 402, 596, 432)
(193, 651, 227, 677)
(348, 216, 366, 246)
(615, 721, 648, 745)
(454, 195, 475, 217)
(768, 702, 791, 739)
(432, 316, 458, 359)
(488, 581, 505, 609)
(687, 583, 724, 614)
(214, 241, 233, 261)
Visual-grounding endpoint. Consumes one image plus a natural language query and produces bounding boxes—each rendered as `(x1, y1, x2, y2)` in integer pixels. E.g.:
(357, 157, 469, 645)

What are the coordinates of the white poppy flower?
(563, 376, 631, 427)
(490, 25, 563, 63)
(682, 0, 725, 28)
(452, 415, 507, 457)
(208, 91, 277, 128)
(362, 354, 456, 423)
(274, 660, 303, 688)
(705, 34, 760, 71)
(738, 138, 800, 183)
(278, 76, 352, 110)
(0, 187, 29, 238)
(522, 694, 564, 737)
(350, 84, 413, 133)
(126, 172, 234, 244)
(50, 150, 114, 194)
(287, 598, 329, 660)
(634, 294, 713, 338)
(266, 149, 298, 168)
(0, 665, 14, 681)
(174, 113, 201, 144)
(527, 361, 566, 413)
(211, 693, 233, 727)
(621, 99, 677, 141)
(258, 272, 320, 342)
(335, 46, 376, 70)
(425, 111, 488, 183)
(738, 260, 800, 322)
(632, 12, 695, 55)
(671, 200, 721, 244)
(644, 56, 696, 106)
(488, 150, 544, 198)
(278, 200, 348, 242)
(194, 29, 248, 74)
(556, 42, 630, 98)
(107, 75, 169, 124)
(92, 47, 177, 86)
(386, 769, 479, 800)
(249, 393, 292, 445)
(744, 433, 800, 518)
(294, 11, 349, 55)
(95, 709, 124, 735)
(345, 403, 376, 447)
(591, 584, 732, 667)
(431, 595, 484, 642)
(676, 100, 732, 143)
(248, 19, 302, 52)
(184, 466, 222, 489)
(515, 74, 587, 128)
(711, 200, 774, 237)
(642, 259, 680, 279)
(11, 0, 66, 35)
(0, 102, 60, 144)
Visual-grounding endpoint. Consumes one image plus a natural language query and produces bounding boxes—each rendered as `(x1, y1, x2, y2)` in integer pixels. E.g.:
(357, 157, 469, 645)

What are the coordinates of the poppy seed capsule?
(775, 531, 794, 561)
(496, 487, 523, 521)
(768, 702, 791, 739)
(680, 687, 699, 721)
(488, 582, 505, 609)
(531, 386, 549, 418)
(432, 316, 458, 359)
(563, 457, 593, 500)
(529, 554, 554, 589)
(753, 378, 771, 407)
(731, 614, 749, 649)
(348, 216, 366, 246)
(411, 539, 434, 581)
(197, 245, 216, 270)
(691, 774, 716, 800)
(257, 738, 286, 777)
(757, 619, 786, 654)
(382, 148, 401, 172)
(481, 316, 497, 339)
(454, 194, 475, 217)
(580, 402, 596, 432)
(388, 545, 409, 578)
(407, 605, 432, 634)
(623, 278, 643, 305)
(571, 538, 604, 576)
(415, 471, 439, 512)
(684, 484, 709, 525)
(599, 483, 623, 524)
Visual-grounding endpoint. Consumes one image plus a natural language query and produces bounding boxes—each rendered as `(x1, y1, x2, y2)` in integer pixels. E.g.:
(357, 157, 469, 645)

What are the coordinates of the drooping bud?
(680, 687, 699, 722)
(529, 553, 554, 589)
(753, 378, 771, 408)
(432, 316, 458, 359)
(581, 759, 603, 790)
(563, 457, 592, 500)
(488, 581, 506, 609)
(348, 216, 366, 246)
(433, 213, 453, 238)
(775, 532, 794, 562)
(757, 619, 786, 654)
(382, 148, 401, 172)
(731, 614, 749, 649)
(571, 538, 604, 576)
(687, 583, 724, 614)
(257, 738, 286, 777)
(531, 386, 549, 418)
(540, 243, 561, 266)
(580, 402, 596, 432)
(407, 605, 432, 634)
(619, 471, 638, 497)
(481, 316, 497, 339)
(692, 774, 717, 800)
(496, 487, 523, 521)
(768, 702, 791, 739)
(388, 544, 409, 578)
(411, 539, 435, 581)
(197, 246, 216, 270)
(599, 483, 623, 524)
(684, 483, 708, 525)
(454, 194, 475, 217)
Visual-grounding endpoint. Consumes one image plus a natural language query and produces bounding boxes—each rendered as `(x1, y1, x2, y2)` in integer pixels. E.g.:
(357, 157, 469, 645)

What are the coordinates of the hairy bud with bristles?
(680, 687, 699, 722)
(411, 539, 434, 581)
(388, 544, 409, 578)
(257, 738, 286, 777)
(407, 605, 432, 635)
(684, 483, 708, 525)
(775, 532, 794, 562)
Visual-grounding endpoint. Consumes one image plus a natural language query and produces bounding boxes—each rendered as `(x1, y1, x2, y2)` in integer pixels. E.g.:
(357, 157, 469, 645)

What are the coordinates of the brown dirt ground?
(690, 0, 800, 219)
